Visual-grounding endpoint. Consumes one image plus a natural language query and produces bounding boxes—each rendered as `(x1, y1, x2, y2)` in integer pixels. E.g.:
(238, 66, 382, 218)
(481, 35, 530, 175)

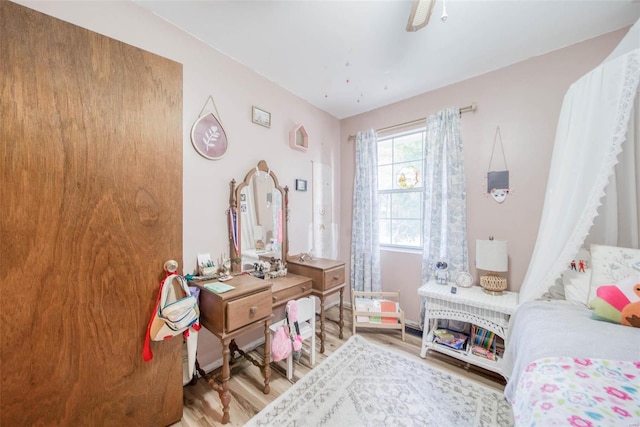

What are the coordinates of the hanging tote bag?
(271, 325, 292, 362)
(152, 274, 199, 339)
(142, 274, 200, 362)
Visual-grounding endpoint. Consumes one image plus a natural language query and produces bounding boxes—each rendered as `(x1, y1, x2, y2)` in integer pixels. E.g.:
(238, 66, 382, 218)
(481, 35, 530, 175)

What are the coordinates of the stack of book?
(471, 325, 497, 360)
(433, 329, 468, 350)
(354, 298, 399, 324)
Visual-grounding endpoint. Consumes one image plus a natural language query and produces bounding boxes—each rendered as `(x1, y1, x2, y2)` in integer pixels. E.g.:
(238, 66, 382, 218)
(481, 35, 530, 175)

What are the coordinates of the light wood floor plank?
(174, 306, 506, 426)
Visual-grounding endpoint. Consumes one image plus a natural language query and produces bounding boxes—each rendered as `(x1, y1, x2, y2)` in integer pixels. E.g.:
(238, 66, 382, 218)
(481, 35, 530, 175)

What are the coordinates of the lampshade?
(406, 0, 435, 32)
(476, 239, 508, 295)
(476, 239, 508, 272)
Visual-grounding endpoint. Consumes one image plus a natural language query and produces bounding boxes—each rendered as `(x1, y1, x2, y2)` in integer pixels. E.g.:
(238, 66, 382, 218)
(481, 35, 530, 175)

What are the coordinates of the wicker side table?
(418, 281, 519, 377)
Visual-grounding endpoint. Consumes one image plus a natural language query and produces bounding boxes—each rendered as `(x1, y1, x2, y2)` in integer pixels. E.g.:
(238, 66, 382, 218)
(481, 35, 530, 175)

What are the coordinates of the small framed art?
(252, 106, 271, 128)
(295, 179, 307, 191)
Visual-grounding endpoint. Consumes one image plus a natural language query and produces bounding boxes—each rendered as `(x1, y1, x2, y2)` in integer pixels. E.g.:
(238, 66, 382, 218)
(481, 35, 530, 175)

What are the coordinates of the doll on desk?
(434, 260, 449, 284)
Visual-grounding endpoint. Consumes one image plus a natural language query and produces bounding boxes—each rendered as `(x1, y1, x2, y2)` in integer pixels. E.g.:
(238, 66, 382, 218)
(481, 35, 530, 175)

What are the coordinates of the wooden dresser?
(286, 257, 346, 353)
(193, 274, 273, 424)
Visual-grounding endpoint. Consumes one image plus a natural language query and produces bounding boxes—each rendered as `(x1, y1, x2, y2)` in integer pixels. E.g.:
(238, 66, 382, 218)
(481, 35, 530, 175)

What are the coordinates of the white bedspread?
(503, 300, 640, 403)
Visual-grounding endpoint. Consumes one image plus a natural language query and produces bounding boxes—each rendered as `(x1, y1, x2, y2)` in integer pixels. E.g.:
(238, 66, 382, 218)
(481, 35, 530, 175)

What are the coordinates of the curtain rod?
(347, 103, 476, 142)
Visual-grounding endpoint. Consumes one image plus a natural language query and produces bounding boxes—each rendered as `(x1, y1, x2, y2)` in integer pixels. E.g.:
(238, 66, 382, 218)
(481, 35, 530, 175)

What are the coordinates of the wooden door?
(0, 3, 183, 425)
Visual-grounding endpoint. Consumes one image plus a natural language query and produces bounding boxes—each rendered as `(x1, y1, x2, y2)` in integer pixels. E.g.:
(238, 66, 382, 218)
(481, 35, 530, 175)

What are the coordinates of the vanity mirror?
(229, 160, 288, 273)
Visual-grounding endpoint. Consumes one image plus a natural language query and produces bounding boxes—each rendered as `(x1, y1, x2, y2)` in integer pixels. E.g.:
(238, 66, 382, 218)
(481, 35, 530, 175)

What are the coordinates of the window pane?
(393, 133, 423, 163)
(391, 219, 421, 247)
(378, 193, 390, 218)
(379, 219, 391, 245)
(378, 165, 393, 191)
(378, 139, 393, 165)
(391, 192, 422, 219)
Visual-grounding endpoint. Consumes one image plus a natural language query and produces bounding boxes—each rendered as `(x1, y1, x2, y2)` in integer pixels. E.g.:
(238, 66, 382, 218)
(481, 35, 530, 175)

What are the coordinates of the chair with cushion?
(269, 296, 316, 380)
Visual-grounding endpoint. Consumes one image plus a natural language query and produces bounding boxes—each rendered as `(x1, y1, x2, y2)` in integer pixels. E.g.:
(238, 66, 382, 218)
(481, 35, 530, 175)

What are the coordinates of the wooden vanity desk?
(192, 274, 272, 425)
(286, 257, 346, 353)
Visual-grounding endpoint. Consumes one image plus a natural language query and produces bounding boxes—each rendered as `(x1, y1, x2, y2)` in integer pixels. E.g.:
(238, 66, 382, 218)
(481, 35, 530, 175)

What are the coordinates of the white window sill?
(380, 246, 422, 255)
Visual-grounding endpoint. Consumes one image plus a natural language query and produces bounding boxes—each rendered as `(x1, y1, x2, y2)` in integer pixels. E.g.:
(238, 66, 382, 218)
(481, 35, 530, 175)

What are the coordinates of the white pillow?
(588, 244, 640, 307)
(563, 269, 592, 306)
(561, 247, 592, 306)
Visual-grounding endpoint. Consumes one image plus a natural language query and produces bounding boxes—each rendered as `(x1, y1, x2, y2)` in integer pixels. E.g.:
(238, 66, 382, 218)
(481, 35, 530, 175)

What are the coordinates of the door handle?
(164, 260, 179, 273)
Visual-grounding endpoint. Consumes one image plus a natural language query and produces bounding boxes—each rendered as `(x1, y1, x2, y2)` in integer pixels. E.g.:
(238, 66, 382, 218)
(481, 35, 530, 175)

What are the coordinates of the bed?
(504, 300, 640, 426)
(502, 14, 640, 426)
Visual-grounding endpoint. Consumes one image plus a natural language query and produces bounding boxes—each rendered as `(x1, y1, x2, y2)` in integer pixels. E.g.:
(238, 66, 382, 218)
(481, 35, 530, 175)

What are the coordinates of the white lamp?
(406, 0, 435, 32)
(476, 238, 508, 295)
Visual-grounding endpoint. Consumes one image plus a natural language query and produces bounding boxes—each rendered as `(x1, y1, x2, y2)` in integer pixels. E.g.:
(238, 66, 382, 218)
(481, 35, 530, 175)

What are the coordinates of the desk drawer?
(226, 290, 271, 332)
(272, 280, 312, 307)
(322, 266, 345, 290)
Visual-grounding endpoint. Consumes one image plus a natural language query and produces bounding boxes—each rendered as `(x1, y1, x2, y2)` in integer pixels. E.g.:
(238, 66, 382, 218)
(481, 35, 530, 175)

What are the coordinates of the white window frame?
(377, 128, 426, 250)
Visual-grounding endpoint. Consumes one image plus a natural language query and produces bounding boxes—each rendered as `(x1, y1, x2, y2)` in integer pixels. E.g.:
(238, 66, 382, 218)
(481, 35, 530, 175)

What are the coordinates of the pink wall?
(16, 0, 341, 370)
(14, 0, 629, 363)
(340, 28, 628, 326)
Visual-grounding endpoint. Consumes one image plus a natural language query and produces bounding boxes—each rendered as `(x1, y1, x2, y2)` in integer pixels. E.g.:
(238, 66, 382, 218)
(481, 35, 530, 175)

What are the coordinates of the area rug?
(246, 335, 514, 427)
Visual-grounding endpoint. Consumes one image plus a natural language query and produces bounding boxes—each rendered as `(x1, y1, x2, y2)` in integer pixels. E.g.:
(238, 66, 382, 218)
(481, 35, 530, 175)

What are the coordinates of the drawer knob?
(333, 275, 340, 280)
(272, 296, 278, 301)
(250, 306, 257, 315)
(301, 286, 307, 291)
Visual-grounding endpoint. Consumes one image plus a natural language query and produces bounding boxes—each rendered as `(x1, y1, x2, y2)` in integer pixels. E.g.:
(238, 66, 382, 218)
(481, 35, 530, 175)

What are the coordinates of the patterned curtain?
(350, 129, 382, 292)
(420, 107, 469, 326)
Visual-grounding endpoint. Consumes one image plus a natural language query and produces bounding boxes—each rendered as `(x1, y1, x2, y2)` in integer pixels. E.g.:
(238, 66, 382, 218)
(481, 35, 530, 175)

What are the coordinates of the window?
(378, 128, 425, 249)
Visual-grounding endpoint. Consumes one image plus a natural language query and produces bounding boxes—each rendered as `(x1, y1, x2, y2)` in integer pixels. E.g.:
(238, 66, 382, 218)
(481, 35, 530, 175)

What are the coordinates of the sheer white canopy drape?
(519, 20, 640, 303)
(585, 99, 639, 250)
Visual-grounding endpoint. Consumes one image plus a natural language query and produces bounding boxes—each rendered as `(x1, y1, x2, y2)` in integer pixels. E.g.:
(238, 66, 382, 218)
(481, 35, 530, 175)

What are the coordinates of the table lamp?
(476, 238, 508, 295)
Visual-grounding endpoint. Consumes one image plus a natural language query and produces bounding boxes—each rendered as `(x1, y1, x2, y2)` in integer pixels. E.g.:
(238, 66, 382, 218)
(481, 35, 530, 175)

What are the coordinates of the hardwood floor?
(174, 306, 506, 426)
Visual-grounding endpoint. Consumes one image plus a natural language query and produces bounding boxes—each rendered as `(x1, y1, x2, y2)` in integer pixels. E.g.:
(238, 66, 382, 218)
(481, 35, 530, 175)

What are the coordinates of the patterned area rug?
(246, 335, 514, 427)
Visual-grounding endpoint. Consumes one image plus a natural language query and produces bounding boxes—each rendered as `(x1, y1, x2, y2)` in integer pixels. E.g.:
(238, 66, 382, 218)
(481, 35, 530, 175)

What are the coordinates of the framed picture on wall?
(190, 112, 228, 160)
(295, 179, 307, 191)
(252, 106, 271, 128)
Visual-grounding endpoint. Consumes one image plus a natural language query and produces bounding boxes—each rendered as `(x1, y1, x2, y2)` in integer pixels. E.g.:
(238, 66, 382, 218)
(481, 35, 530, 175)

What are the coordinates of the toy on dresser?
(434, 260, 449, 284)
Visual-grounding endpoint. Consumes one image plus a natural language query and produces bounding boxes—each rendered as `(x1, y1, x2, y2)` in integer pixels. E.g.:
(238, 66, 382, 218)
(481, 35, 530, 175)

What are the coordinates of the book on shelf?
(470, 328, 502, 361)
(354, 298, 370, 323)
(368, 300, 382, 323)
(471, 325, 495, 350)
(380, 300, 398, 324)
(471, 345, 496, 361)
(433, 329, 468, 350)
(354, 297, 400, 324)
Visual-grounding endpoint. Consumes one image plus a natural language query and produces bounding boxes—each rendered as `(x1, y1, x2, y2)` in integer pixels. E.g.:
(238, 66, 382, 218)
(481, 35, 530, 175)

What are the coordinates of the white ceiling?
(136, 0, 640, 119)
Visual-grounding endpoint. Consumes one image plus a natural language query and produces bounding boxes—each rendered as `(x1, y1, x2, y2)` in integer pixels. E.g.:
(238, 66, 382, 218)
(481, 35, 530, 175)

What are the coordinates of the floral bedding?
(513, 357, 640, 427)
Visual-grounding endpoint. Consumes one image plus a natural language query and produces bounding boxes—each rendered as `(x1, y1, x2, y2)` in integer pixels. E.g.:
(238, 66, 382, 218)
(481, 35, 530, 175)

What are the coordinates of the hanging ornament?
(485, 126, 510, 203)
(190, 95, 228, 160)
